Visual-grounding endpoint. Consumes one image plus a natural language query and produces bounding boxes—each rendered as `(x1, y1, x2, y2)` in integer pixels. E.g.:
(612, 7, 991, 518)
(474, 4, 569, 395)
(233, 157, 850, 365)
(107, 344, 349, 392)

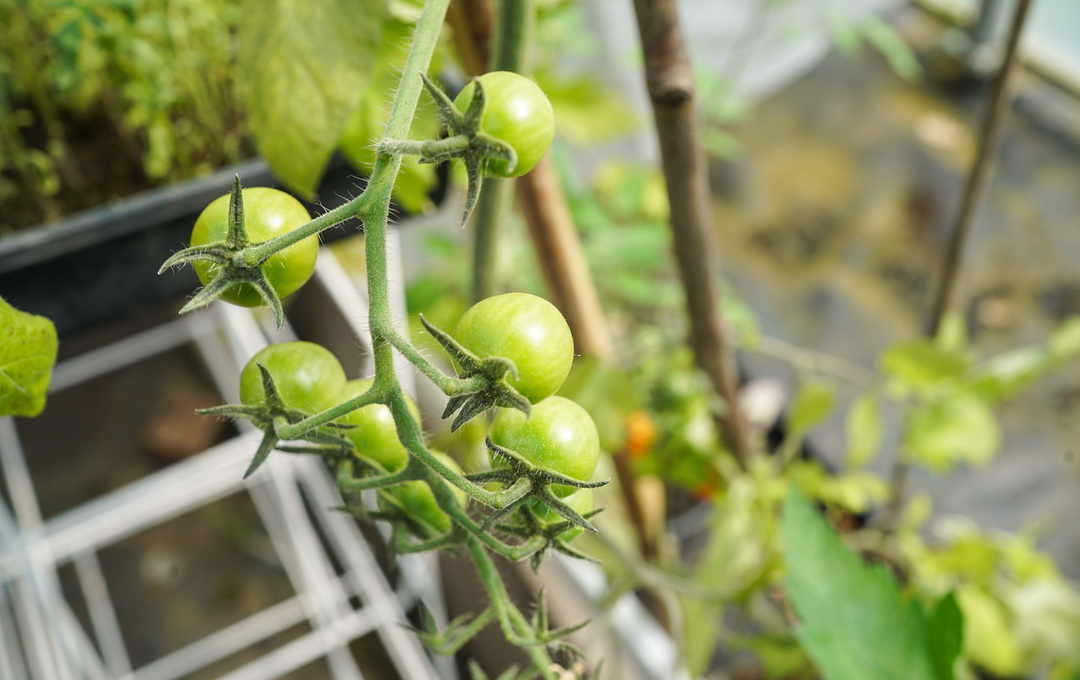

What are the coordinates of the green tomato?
(489, 395, 599, 496)
(190, 187, 318, 307)
(383, 451, 468, 533)
(453, 71, 555, 178)
(239, 341, 346, 414)
(337, 379, 421, 472)
(452, 292, 573, 404)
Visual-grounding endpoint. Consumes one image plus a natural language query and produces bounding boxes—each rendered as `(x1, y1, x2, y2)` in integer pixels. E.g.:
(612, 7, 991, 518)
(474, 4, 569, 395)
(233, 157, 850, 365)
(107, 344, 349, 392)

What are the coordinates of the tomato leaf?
(904, 392, 999, 471)
(925, 592, 963, 680)
(788, 379, 835, 436)
(880, 340, 970, 392)
(782, 489, 937, 680)
(845, 393, 883, 467)
(0, 296, 58, 418)
(238, 0, 385, 197)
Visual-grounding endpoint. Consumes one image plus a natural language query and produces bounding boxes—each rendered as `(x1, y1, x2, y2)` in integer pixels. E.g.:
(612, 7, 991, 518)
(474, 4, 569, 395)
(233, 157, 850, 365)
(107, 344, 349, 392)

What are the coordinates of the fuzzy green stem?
(243, 193, 373, 266)
(278, 383, 385, 440)
(380, 134, 470, 159)
(466, 537, 559, 680)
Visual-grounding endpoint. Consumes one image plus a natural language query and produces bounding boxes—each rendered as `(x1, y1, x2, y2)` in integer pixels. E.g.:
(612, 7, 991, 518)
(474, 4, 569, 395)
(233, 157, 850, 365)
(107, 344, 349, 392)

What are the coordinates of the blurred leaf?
(680, 595, 722, 677)
(935, 311, 968, 353)
(904, 393, 999, 471)
(862, 17, 921, 82)
(1048, 317, 1080, 360)
(880, 341, 969, 392)
(239, 0, 386, 197)
(846, 393, 883, 467)
(789, 462, 888, 514)
(926, 592, 963, 680)
(702, 126, 742, 160)
(0, 296, 58, 418)
(788, 379, 835, 435)
(956, 586, 1023, 677)
(782, 489, 937, 680)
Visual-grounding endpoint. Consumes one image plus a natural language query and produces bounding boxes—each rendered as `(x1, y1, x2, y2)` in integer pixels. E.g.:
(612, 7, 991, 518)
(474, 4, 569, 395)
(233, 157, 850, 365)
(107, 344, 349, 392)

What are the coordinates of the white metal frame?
(0, 238, 452, 680)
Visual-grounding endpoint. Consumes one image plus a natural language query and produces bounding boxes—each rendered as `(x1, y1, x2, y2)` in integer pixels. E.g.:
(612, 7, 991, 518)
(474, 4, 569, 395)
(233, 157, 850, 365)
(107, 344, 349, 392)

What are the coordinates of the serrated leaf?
(782, 489, 937, 680)
(788, 380, 835, 436)
(926, 592, 963, 680)
(0, 296, 58, 418)
(904, 393, 999, 471)
(846, 393, 883, 467)
(239, 0, 385, 196)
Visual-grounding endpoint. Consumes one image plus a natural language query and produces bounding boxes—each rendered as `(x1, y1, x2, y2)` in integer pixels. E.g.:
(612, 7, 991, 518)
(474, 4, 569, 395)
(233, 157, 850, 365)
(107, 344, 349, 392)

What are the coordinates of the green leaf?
(861, 17, 921, 83)
(904, 393, 999, 471)
(846, 393, 883, 467)
(1048, 316, 1080, 360)
(956, 586, 1023, 677)
(0, 296, 58, 418)
(782, 489, 937, 680)
(788, 379, 836, 436)
(925, 592, 963, 680)
(880, 341, 969, 392)
(679, 595, 721, 677)
(239, 0, 386, 197)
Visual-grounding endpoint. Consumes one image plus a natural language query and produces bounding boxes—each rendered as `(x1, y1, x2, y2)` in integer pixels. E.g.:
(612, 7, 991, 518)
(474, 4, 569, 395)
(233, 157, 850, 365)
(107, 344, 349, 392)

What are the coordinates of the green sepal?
(158, 175, 286, 328)
(421, 314, 532, 430)
(405, 601, 496, 656)
(198, 362, 351, 477)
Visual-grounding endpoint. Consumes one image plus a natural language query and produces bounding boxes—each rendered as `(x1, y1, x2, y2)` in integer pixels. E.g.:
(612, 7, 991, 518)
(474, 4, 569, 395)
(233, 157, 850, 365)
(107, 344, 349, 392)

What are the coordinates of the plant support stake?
(631, 0, 754, 469)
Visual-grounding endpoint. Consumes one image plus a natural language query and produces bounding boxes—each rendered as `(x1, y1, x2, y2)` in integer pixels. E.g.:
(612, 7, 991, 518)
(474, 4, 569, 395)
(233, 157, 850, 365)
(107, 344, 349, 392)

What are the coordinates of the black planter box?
(0, 155, 437, 337)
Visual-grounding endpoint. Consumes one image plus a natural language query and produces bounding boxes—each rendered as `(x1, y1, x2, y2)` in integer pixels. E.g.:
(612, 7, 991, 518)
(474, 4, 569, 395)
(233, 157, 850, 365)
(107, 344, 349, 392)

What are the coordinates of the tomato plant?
(239, 341, 346, 415)
(452, 292, 573, 404)
(190, 187, 318, 307)
(489, 395, 600, 496)
(382, 451, 468, 533)
(453, 71, 555, 178)
(337, 378, 421, 472)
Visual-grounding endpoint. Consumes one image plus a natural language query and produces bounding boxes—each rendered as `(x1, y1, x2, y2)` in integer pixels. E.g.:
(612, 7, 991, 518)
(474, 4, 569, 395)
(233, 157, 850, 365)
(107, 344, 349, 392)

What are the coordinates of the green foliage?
(845, 393, 882, 467)
(239, 0, 385, 197)
(782, 489, 947, 680)
(0, 296, 58, 418)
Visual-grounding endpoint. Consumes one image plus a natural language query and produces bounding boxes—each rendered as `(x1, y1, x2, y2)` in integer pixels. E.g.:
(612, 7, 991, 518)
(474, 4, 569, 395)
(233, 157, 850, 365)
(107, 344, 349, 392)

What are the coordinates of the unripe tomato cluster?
(235, 293, 599, 539)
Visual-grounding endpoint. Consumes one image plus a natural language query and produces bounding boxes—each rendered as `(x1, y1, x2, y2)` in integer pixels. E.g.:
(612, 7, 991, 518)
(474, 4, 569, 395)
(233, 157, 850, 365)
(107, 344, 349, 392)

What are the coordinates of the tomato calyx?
(421, 314, 532, 431)
(159, 175, 288, 328)
(200, 362, 353, 477)
(466, 436, 607, 535)
(378, 73, 517, 226)
(405, 601, 496, 657)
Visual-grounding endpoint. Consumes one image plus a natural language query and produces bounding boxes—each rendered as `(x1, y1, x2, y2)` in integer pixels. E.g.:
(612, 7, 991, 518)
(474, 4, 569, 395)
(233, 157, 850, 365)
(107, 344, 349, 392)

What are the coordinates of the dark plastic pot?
(0, 154, 440, 336)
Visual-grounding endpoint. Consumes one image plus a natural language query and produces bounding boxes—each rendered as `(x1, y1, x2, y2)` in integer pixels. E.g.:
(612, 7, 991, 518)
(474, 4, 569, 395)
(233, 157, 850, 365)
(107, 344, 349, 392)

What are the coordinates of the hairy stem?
(467, 537, 559, 680)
